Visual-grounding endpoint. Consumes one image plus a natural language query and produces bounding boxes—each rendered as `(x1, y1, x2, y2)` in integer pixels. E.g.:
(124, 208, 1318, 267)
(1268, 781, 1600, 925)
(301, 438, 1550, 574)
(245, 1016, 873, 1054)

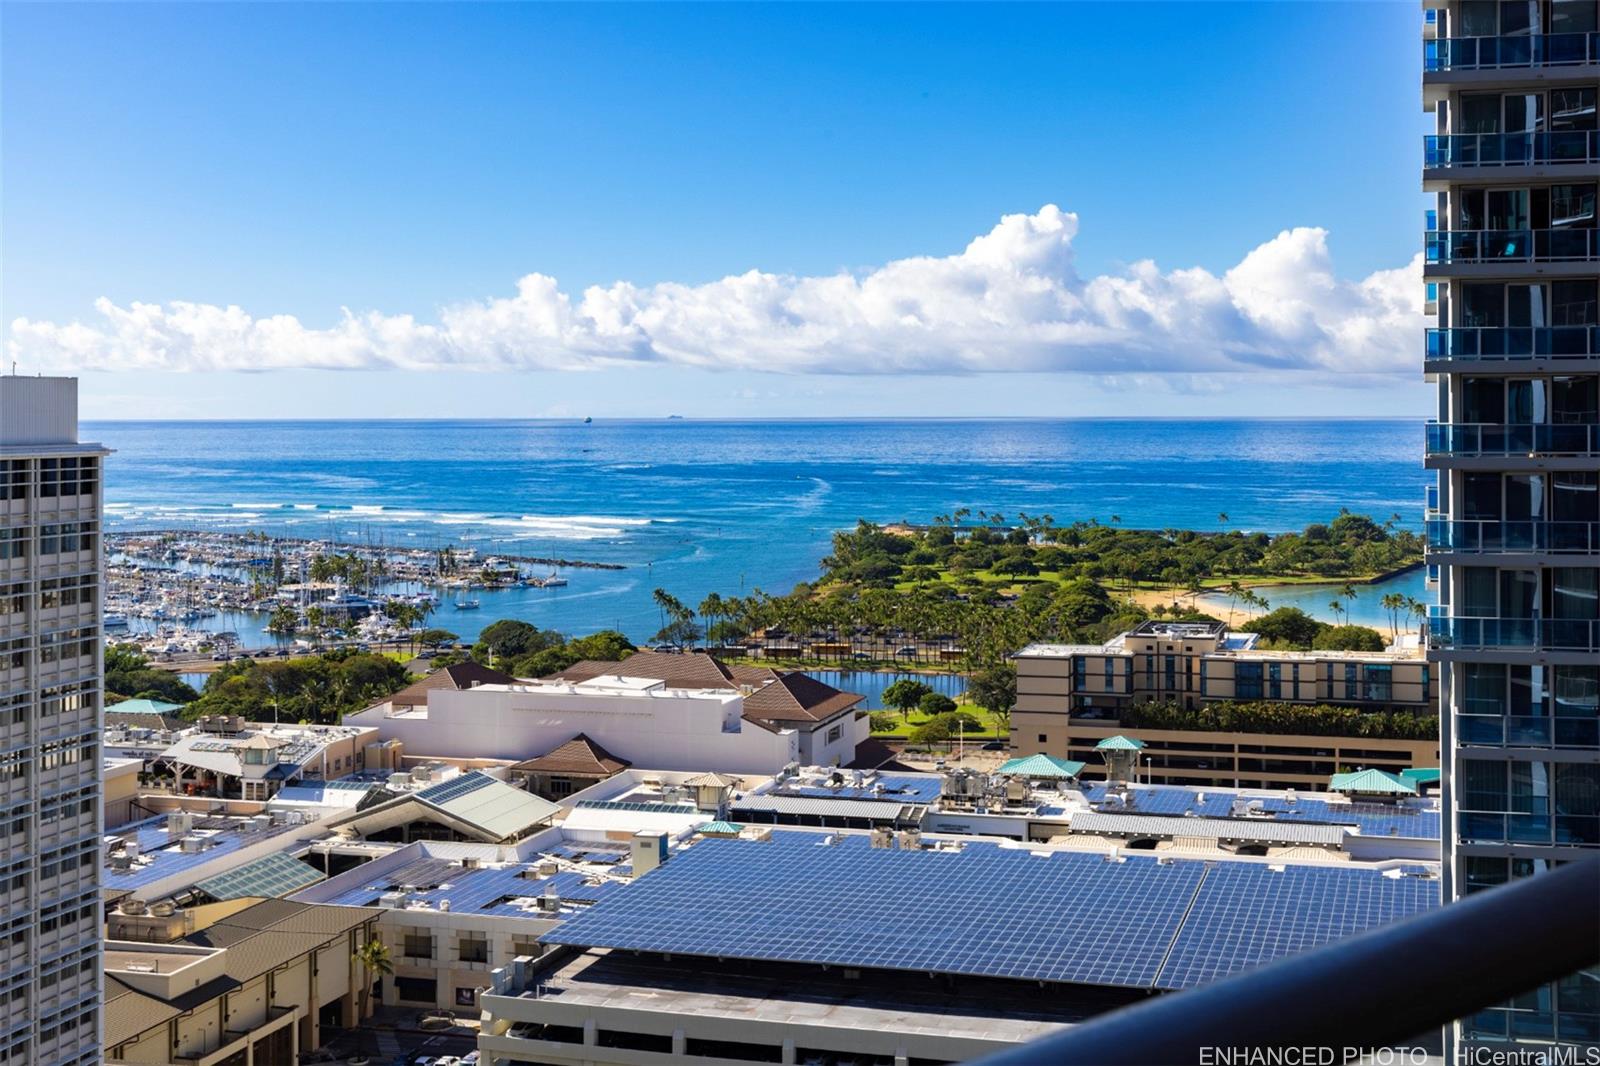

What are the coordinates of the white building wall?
(348, 685, 801, 774)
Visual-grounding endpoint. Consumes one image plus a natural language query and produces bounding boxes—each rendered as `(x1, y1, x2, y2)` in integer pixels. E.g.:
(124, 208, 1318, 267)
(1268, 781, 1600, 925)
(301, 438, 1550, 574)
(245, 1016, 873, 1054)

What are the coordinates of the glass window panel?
(1462, 759, 1508, 810)
(1550, 88, 1597, 133)
(1500, 569, 1538, 617)
(1462, 377, 1506, 422)
(1551, 376, 1599, 424)
(1554, 666, 1599, 716)
(1550, 567, 1599, 620)
(1461, 95, 1504, 135)
(1551, 281, 1598, 327)
(1551, 0, 1598, 33)
(1551, 472, 1599, 522)
(1460, 0, 1499, 34)
(1462, 567, 1500, 616)
(1462, 473, 1503, 520)
(1556, 764, 1600, 817)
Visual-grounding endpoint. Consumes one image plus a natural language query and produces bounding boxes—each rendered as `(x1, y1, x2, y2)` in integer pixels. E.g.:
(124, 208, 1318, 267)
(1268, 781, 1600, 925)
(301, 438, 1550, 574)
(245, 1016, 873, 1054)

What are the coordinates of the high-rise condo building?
(0, 377, 106, 1065)
(1421, 1, 1599, 1050)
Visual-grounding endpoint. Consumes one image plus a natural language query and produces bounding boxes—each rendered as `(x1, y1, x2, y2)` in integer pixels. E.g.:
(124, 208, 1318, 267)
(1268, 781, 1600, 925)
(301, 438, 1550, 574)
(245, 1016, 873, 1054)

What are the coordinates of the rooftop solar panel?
(195, 852, 326, 901)
(414, 772, 496, 806)
(543, 837, 1439, 992)
(1155, 864, 1438, 989)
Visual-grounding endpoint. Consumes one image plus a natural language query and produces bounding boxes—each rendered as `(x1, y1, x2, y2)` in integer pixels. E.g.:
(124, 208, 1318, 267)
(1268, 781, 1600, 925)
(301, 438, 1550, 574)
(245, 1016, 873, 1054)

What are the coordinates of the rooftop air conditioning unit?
(150, 901, 177, 917)
(378, 891, 406, 908)
(166, 812, 194, 836)
(438, 899, 451, 912)
(125, 841, 141, 861)
(121, 898, 148, 916)
(110, 854, 132, 870)
(537, 893, 561, 912)
(180, 835, 207, 853)
(538, 861, 559, 877)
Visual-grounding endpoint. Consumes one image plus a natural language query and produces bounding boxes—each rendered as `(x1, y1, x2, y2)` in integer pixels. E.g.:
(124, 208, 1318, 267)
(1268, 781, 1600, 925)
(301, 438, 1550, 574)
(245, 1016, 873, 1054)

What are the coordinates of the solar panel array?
(414, 772, 497, 806)
(1078, 785, 1440, 840)
(315, 858, 623, 913)
(195, 851, 326, 901)
(543, 836, 1438, 992)
(781, 774, 943, 805)
(575, 800, 699, 814)
(106, 816, 308, 889)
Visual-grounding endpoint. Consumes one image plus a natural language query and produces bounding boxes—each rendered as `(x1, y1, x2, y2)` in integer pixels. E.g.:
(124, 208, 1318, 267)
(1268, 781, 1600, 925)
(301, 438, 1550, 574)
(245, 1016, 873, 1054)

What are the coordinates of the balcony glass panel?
(1425, 422, 1600, 456)
(1424, 131, 1599, 167)
(1426, 228, 1597, 263)
(1426, 519, 1600, 553)
(1424, 32, 1600, 71)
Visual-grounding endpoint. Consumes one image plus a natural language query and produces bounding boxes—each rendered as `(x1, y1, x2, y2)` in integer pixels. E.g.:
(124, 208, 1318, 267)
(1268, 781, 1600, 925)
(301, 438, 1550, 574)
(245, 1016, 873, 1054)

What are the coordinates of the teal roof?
(1330, 769, 1418, 795)
(1096, 735, 1145, 751)
(106, 698, 184, 715)
(1400, 768, 1441, 785)
(997, 754, 1087, 780)
(696, 821, 742, 835)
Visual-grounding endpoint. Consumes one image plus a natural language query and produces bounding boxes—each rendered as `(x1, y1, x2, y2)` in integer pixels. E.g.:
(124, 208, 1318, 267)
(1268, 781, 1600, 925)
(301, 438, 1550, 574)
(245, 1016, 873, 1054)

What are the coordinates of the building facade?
(1422, 2, 1600, 1049)
(1011, 622, 1438, 790)
(0, 377, 106, 1065)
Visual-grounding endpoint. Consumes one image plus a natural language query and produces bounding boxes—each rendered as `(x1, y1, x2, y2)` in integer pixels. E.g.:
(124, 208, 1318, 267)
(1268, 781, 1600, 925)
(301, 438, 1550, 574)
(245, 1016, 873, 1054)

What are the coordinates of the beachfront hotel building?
(0, 377, 107, 1064)
(1010, 621, 1439, 790)
(1421, 2, 1599, 1050)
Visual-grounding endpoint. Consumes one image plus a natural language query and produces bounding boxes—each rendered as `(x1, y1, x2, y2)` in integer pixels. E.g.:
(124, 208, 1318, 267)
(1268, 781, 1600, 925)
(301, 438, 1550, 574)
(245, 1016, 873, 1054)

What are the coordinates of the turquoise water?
(91, 418, 1428, 643)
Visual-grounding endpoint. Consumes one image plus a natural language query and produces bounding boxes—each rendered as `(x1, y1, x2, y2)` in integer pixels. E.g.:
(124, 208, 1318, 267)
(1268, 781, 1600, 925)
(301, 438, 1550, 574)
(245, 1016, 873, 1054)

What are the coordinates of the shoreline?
(110, 528, 627, 571)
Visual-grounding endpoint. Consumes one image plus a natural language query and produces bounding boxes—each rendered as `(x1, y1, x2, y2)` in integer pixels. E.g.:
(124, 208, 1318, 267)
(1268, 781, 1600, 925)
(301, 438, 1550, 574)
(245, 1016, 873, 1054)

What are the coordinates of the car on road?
(211, 652, 231, 661)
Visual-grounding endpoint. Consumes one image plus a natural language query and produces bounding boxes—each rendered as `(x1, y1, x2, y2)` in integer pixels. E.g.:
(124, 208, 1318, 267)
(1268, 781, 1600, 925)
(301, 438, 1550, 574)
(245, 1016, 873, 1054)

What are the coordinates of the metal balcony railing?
(1426, 326, 1600, 361)
(966, 857, 1600, 1066)
(1425, 31, 1600, 71)
(1426, 227, 1599, 264)
(1424, 131, 1600, 168)
(1425, 421, 1600, 457)
(1427, 613, 1600, 651)
(1426, 518, 1600, 553)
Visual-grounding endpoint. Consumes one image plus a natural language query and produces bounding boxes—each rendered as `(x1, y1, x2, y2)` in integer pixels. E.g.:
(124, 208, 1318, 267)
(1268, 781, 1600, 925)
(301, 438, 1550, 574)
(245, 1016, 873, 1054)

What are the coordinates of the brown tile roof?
(549, 651, 740, 690)
(385, 661, 516, 708)
(846, 738, 918, 772)
(511, 733, 631, 777)
(741, 672, 864, 725)
(728, 663, 783, 685)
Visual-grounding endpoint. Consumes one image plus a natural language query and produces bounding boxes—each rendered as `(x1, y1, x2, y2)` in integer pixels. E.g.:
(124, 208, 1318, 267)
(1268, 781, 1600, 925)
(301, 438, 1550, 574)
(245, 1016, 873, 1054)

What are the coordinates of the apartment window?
(1235, 662, 1264, 701)
(1038, 734, 1047, 744)
(403, 934, 432, 960)
(0, 462, 27, 502)
(38, 522, 97, 558)
(1103, 657, 1114, 686)
(1268, 663, 1282, 701)
(0, 529, 26, 562)
(1362, 664, 1393, 703)
(1344, 663, 1358, 701)
(824, 724, 843, 744)
(1071, 658, 1085, 690)
(458, 938, 488, 964)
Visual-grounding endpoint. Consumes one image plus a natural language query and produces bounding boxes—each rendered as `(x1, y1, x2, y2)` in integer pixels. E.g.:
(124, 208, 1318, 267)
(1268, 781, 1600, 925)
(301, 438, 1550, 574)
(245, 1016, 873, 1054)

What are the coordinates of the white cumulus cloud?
(7, 205, 1422, 376)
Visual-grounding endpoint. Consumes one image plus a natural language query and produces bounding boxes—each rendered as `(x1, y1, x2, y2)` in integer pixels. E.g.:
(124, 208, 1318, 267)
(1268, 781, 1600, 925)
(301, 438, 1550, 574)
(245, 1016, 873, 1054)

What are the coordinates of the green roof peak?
(1096, 735, 1145, 751)
(997, 754, 1087, 780)
(1330, 768, 1417, 795)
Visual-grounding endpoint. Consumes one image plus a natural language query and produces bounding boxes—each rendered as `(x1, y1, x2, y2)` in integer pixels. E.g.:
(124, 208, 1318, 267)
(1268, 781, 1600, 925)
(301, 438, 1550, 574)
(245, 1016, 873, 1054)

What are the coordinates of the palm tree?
(352, 936, 392, 1022)
(1328, 599, 1344, 625)
(1380, 592, 1406, 641)
(1217, 512, 1230, 528)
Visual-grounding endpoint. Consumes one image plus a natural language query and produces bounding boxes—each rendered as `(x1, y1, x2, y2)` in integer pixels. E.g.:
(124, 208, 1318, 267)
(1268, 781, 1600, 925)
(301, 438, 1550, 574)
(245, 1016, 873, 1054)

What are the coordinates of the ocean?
(90, 418, 1429, 643)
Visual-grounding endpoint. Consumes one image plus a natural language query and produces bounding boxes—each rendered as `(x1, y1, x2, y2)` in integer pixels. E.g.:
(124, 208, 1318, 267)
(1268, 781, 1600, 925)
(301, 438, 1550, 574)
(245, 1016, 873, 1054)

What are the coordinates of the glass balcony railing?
(1426, 326, 1600, 361)
(1425, 421, 1600, 456)
(1428, 613, 1600, 651)
(1426, 519, 1600, 553)
(1459, 712, 1600, 749)
(1425, 32, 1600, 71)
(1424, 131, 1599, 168)
(1426, 228, 1598, 264)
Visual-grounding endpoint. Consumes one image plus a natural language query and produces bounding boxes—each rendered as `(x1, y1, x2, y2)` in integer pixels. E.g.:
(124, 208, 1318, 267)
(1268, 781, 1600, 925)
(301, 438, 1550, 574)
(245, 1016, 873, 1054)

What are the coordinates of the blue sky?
(2, 2, 1429, 419)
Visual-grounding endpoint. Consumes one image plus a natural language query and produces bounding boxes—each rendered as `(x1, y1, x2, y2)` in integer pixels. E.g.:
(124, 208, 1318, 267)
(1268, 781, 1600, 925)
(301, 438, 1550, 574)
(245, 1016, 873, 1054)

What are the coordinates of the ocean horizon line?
(83, 414, 1428, 426)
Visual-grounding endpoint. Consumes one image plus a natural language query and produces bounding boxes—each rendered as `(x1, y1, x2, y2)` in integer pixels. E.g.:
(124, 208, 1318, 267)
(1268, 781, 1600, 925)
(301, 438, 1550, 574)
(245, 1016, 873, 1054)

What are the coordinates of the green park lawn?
(868, 702, 1007, 740)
